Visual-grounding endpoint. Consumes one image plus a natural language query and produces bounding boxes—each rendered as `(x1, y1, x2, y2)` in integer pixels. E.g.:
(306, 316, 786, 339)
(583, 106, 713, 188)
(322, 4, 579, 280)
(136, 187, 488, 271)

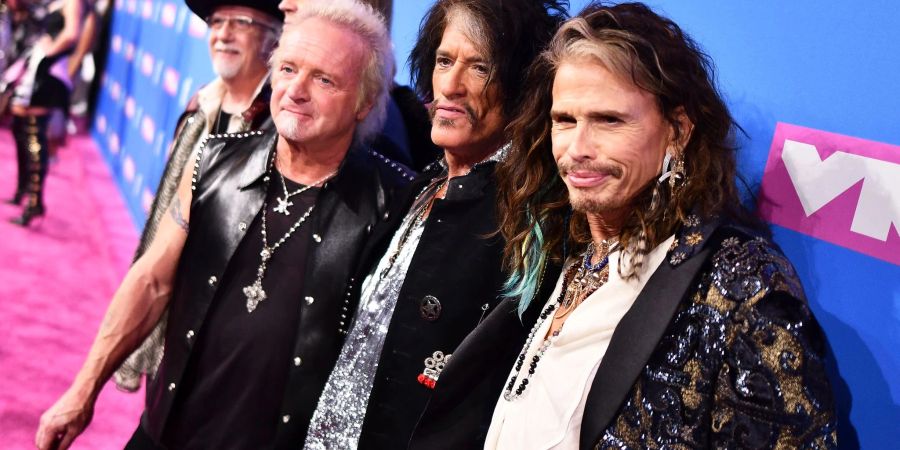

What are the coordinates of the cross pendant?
(243, 279, 267, 312)
(273, 197, 293, 215)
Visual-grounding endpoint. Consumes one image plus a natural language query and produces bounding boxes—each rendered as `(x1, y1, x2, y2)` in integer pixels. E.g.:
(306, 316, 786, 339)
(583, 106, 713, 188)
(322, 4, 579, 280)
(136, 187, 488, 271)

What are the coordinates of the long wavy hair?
(498, 2, 755, 313)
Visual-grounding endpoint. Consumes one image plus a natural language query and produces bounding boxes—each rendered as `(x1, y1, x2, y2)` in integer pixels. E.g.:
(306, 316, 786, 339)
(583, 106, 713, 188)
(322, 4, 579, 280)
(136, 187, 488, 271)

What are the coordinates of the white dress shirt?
(485, 235, 675, 450)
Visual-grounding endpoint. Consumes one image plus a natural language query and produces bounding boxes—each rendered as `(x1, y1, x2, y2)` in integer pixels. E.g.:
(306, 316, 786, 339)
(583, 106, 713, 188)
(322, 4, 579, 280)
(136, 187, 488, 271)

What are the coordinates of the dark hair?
(499, 2, 757, 306)
(363, 0, 393, 28)
(408, 0, 568, 121)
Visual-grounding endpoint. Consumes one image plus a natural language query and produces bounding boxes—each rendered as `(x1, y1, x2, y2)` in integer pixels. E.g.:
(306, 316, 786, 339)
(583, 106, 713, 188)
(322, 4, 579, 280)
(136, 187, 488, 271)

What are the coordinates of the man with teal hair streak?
(415, 3, 837, 448)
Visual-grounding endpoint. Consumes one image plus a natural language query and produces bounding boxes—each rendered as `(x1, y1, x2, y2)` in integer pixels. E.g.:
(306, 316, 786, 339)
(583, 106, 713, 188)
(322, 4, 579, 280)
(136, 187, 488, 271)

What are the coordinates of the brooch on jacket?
(417, 351, 451, 389)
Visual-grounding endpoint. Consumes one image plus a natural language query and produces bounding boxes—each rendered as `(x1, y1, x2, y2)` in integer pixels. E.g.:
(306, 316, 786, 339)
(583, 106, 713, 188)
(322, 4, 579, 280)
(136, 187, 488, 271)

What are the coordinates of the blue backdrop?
(93, 0, 214, 222)
(94, 1, 899, 448)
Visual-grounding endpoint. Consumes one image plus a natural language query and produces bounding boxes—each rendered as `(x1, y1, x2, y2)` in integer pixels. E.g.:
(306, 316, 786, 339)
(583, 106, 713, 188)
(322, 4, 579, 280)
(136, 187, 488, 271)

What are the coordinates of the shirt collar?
(197, 74, 271, 128)
(424, 141, 511, 176)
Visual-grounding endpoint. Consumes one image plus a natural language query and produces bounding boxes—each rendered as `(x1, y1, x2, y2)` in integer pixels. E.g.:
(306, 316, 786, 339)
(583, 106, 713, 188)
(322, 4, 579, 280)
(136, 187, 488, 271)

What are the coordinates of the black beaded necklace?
(502, 243, 615, 401)
(502, 266, 573, 401)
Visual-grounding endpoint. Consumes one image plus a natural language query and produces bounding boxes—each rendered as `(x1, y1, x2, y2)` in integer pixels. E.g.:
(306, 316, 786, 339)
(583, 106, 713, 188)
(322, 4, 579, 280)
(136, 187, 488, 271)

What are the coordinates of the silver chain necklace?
(242, 159, 335, 312)
(273, 170, 335, 216)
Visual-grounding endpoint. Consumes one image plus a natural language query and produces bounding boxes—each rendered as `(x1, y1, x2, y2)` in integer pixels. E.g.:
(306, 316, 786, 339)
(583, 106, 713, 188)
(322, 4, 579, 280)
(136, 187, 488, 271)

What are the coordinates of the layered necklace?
(554, 239, 618, 320)
(503, 239, 619, 401)
(242, 156, 336, 313)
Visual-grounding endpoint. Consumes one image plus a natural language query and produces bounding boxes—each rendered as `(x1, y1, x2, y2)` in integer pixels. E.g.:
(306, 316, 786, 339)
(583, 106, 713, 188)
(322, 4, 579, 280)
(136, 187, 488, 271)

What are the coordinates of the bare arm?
(35, 160, 196, 450)
(39, 0, 84, 57)
(67, 3, 97, 78)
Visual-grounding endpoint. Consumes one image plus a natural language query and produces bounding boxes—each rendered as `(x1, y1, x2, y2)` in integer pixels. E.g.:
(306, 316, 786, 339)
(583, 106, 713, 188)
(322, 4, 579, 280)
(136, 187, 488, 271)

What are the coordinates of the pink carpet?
(0, 129, 145, 449)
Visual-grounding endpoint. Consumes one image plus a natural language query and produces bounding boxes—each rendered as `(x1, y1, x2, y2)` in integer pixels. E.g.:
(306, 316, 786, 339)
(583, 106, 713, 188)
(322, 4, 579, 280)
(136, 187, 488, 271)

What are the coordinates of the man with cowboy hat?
(106, 0, 281, 403)
(126, 0, 282, 280)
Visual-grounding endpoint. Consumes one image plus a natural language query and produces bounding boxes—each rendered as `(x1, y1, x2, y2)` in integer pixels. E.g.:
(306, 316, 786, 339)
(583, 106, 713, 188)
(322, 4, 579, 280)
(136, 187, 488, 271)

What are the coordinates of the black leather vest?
(142, 131, 414, 447)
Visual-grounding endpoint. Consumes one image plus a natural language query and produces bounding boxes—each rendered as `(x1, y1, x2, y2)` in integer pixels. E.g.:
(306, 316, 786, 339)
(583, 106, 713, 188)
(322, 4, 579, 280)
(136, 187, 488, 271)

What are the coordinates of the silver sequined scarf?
(303, 181, 441, 449)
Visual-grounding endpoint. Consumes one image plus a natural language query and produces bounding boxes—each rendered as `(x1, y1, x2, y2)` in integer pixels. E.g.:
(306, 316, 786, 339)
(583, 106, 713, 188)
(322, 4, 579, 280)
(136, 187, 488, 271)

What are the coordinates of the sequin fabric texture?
(596, 220, 838, 449)
(304, 184, 435, 450)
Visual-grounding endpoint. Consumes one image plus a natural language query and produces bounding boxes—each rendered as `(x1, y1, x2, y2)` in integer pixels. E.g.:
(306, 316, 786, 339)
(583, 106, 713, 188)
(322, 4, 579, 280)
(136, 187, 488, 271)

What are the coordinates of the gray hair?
(276, 0, 393, 143)
(260, 26, 280, 61)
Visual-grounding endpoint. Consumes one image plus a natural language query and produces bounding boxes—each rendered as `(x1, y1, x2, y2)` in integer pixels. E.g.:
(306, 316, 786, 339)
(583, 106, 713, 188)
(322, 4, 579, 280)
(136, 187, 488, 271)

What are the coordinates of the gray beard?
(212, 59, 240, 81)
(274, 114, 302, 141)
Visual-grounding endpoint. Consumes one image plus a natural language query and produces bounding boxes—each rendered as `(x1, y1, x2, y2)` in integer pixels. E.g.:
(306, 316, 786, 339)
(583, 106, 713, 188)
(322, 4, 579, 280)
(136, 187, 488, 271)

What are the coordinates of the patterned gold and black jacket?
(409, 216, 838, 449)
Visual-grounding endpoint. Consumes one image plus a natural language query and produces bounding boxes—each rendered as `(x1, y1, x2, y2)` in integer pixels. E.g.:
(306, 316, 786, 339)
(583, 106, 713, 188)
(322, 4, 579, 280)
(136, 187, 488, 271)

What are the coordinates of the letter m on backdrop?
(758, 122, 900, 265)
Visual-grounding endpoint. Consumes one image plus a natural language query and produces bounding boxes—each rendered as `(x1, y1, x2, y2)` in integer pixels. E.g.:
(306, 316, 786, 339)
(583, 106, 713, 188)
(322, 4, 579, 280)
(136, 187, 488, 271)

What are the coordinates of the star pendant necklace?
(242, 158, 336, 312)
(273, 169, 336, 216)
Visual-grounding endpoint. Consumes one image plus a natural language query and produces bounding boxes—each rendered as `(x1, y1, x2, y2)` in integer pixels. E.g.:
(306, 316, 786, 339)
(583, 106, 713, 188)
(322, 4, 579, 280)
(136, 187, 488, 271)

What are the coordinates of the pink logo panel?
(758, 122, 900, 265)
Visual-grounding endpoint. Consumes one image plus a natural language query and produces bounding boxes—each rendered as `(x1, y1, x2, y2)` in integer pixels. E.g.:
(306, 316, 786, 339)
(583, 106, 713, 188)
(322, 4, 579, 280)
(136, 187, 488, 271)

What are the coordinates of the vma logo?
(759, 122, 900, 265)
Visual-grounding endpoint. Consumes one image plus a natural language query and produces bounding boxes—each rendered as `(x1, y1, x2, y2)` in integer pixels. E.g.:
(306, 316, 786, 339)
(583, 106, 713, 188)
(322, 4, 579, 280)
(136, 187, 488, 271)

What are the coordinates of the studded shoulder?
(191, 130, 267, 192)
(368, 149, 416, 182)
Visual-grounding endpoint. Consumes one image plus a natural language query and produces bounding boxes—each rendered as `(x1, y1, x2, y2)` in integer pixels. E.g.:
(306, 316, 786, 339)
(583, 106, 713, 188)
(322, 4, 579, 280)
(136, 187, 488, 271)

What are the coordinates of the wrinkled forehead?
(274, 19, 366, 70)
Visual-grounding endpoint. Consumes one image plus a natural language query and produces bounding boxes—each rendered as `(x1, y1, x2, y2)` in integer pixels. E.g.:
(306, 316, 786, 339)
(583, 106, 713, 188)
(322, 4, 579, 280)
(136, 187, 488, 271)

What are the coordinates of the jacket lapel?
(235, 133, 277, 190)
(409, 262, 562, 449)
(425, 259, 561, 406)
(353, 172, 432, 279)
(408, 297, 524, 449)
(579, 245, 711, 450)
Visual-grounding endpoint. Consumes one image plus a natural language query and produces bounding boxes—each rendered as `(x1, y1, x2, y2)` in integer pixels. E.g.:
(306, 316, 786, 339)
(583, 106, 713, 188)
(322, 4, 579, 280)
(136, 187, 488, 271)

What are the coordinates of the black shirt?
(162, 174, 318, 449)
(212, 110, 232, 135)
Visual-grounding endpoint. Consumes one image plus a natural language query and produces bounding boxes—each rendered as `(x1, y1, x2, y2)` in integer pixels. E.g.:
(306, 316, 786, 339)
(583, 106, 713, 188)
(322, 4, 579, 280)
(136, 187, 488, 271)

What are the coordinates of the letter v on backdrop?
(758, 122, 900, 266)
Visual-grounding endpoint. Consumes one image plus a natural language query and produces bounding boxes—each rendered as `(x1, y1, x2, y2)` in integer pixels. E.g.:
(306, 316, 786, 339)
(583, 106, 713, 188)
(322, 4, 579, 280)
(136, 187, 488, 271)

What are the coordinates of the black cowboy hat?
(185, 0, 284, 22)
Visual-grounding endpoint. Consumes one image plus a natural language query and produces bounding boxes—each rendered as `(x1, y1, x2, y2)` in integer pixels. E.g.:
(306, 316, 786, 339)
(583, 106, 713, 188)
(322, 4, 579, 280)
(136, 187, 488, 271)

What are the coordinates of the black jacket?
(410, 217, 837, 449)
(141, 131, 414, 447)
(351, 160, 509, 449)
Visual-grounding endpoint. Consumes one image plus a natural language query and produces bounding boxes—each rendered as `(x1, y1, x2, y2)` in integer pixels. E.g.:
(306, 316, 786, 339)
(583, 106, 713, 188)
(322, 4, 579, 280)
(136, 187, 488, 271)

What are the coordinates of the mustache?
(557, 161, 623, 178)
(213, 44, 241, 53)
(428, 101, 477, 125)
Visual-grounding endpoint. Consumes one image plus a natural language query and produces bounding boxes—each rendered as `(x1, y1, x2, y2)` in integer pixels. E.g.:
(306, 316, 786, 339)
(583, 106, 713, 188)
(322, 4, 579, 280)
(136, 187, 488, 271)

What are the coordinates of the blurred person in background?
(111, 0, 283, 395)
(3, 0, 88, 226)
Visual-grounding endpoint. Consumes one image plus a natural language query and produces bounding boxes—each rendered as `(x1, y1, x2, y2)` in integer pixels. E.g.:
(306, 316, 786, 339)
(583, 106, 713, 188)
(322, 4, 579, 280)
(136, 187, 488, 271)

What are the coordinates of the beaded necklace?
(555, 240, 617, 320)
(503, 241, 617, 401)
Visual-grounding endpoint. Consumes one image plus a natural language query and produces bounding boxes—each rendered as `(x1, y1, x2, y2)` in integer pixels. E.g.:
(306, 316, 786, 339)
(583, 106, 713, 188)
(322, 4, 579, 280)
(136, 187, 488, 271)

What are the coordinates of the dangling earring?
(668, 153, 685, 193)
(650, 151, 674, 212)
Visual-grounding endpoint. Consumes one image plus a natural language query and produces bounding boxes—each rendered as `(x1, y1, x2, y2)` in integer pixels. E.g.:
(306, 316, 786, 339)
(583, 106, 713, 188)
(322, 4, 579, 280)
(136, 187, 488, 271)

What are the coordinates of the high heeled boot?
(6, 115, 29, 204)
(11, 115, 49, 226)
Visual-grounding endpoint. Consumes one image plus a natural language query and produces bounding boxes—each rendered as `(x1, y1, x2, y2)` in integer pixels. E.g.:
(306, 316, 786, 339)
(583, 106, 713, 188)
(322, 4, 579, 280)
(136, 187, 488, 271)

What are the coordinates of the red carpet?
(0, 129, 145, 448)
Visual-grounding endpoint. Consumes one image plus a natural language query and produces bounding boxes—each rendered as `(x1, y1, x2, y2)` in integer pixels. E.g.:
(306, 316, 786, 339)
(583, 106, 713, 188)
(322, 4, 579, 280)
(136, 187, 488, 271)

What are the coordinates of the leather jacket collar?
(229, 132, 391, 216)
